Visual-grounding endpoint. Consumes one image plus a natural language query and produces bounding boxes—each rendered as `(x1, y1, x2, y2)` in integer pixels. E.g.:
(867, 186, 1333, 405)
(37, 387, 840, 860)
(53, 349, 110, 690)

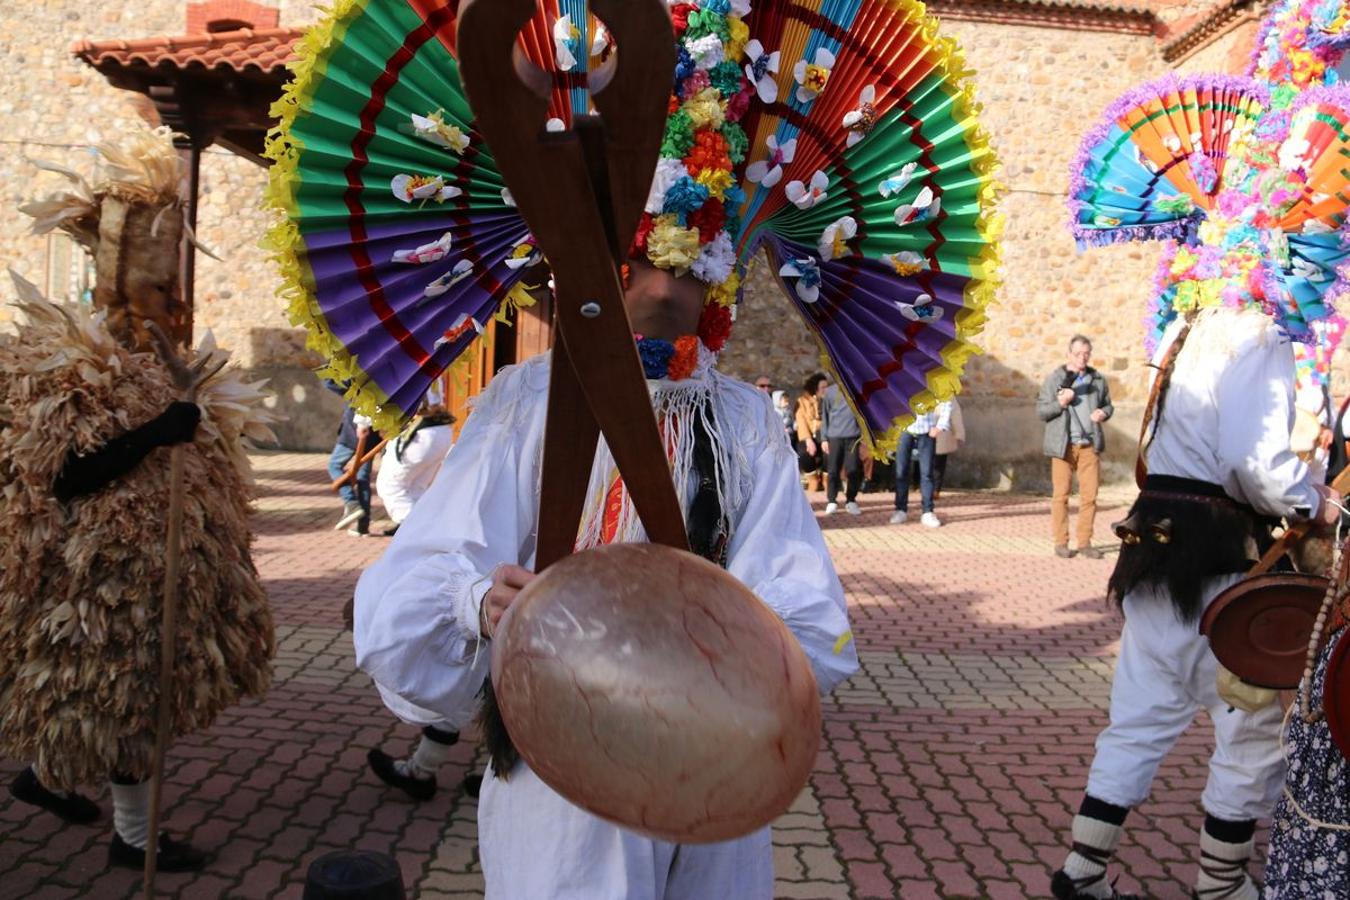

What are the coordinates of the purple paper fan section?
(302, 209, 533, 415)
(765, 235, 973, 438)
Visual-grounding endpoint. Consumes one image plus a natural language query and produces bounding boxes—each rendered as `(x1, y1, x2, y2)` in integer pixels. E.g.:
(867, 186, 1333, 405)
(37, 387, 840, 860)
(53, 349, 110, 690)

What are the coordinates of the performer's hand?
(1090, 408, 1107, 424)
(1056, 388, 1075, 407)
(1314, 484, 1343, 525)
(805, 438, 818, 456)
(821, 440, 830, 455)
(928, 427, 940, 438)
(480, 564, 535, 638)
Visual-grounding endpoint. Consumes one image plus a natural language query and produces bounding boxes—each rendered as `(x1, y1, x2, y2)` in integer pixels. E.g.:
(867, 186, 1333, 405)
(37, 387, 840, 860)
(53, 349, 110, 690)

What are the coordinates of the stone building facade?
(0, 0, 1312, 481)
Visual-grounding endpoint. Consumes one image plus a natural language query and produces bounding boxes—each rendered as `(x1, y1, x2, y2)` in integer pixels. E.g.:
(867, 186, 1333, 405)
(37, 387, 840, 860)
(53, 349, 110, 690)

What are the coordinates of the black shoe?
(9, 766, 100, 824)
(461, 773, 483, 798)
(380, 524, 400, 537)
(1050, 869, 1139, 900)
(108, 833, 207, 873)
(367, 748, 436, 801)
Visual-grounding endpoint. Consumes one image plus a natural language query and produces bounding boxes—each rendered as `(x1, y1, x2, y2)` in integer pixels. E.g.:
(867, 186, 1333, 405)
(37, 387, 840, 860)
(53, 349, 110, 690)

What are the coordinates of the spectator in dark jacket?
(820, 383, 863, 515)
(1036, 335, 1113, 559)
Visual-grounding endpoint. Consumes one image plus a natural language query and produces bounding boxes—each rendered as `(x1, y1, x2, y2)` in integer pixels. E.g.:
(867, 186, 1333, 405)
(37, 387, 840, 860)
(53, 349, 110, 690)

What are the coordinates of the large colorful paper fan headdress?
(1067, 0, 1350, 369)
(264, 0, 1001, 454)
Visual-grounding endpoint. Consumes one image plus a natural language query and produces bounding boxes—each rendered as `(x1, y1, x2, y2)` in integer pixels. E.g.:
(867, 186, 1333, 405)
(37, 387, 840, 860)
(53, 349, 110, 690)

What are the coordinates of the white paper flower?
(779, 256, 822, 304)
(728, 0, 752, 15)
(898, 293, 943, 323)
(894, 186, 939, 226)
(645, 158, 691, 214)
(391, 173, 461, 204)
(591, 22, 610, 56)
(1279, 136, 1313, 172)
(553, 15, 580, 71)
(785, 169, 829, 210)
(501, 188, 516, 208)
(433, 311, 486, 349)
(686, 34, 725, 70)
(545, 118, 566, 133)
(505, 241, 543, 270)
(743, 40, 781, 104)
(409, 110, 470, 154)
(878, 163, 917, 198)
(392, 232, 453, 265)
(423, 260, 475, 299)
(818, 216, 857, 261)
(882, 250, 926, 276)
(792, 47, 836, 105)
(745, 135, 797, 188)
(692, 230, 735, 284)
(842, 85, 877, 148)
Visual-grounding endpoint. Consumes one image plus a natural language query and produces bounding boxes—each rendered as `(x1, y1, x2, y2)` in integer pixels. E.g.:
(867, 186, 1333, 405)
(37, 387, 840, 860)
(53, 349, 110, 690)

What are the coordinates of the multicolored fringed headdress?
(264, 0, 1000, 455)
(1069, 0, 1350, 370)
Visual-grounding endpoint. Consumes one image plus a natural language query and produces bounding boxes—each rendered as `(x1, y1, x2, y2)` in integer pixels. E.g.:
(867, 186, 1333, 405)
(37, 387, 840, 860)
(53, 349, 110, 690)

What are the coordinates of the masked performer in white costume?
(267, 0, 999, 894)
(1051, 306, 1339, 900)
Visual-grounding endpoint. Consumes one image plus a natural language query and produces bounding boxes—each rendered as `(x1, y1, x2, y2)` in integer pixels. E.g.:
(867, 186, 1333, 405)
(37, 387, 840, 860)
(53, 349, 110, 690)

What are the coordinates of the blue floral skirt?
(1263, 632, 1350, 899)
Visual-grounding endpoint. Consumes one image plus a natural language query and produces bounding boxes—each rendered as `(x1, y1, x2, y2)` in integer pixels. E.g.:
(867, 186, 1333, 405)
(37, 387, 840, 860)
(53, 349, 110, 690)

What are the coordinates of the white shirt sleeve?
(1216, 337, 1321, 519)
(935, 401, 952, 432)
(353, 377, 540, 724)
(726, 420, 859, 695)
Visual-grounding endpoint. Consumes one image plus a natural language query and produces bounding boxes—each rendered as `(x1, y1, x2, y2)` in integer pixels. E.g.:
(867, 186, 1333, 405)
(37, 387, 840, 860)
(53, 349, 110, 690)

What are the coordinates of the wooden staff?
(143, 324, 224, 897)
(329, 437, 389, 492)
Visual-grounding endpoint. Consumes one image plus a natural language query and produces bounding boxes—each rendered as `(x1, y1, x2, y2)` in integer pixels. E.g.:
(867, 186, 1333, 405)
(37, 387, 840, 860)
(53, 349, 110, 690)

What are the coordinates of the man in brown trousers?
(1037, 335, 1113, 558)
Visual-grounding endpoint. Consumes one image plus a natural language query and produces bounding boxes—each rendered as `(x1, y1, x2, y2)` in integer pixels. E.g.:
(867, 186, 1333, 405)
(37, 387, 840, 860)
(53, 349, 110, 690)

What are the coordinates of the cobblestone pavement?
(0, 452, 1243, 899)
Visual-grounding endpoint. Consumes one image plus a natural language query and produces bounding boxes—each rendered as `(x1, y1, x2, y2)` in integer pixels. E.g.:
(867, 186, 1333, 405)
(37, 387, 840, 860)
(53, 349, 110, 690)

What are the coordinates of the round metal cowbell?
(490, 543, 822, 843)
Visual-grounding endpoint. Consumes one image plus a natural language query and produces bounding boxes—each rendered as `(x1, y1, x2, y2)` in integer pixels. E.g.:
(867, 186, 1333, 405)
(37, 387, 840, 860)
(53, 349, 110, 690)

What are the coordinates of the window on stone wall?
(44, 233, 94, 306)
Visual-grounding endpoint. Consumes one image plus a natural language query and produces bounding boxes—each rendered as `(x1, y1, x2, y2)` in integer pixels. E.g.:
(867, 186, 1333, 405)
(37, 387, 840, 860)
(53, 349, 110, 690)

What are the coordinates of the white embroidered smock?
(352, 350, 858, 899)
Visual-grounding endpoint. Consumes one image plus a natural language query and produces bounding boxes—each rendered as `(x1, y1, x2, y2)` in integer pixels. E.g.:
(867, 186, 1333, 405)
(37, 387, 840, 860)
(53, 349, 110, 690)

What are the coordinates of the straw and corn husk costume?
(0, 290, 277, 791)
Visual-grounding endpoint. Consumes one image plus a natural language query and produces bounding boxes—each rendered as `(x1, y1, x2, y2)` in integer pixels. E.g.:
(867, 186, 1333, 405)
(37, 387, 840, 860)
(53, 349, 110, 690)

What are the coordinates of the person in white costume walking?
(1050, 306, 1341, 900)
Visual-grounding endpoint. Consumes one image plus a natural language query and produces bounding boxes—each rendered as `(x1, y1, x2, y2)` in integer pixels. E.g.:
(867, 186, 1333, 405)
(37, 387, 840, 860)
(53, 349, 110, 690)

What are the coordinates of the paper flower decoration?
(785, 170, 829, 209)
(793, 47, 835, 104)
(883, 250, 926, 276)
(390, 174, 460, 204)
(842, 86, 878, 147)
(779, 256, 822, 303)
(424, 260, 474, 299)
(818, 216, 858, 260)
(745, 135, 796, 188)
(505, 241, 543, 270)
(408, 110, 469, 154)
(878, 163, 918, 198)
(744, 39, 781, 103)
(898, 293, 943, 322)
(553, 15, 581, 71)
(392, 232, 453, 265)
(895, 185, 939, 225)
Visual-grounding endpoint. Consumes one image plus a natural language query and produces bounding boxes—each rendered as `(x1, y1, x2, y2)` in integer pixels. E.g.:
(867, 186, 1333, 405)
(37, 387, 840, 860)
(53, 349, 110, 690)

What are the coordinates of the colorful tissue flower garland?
(632, 0, 754, 353)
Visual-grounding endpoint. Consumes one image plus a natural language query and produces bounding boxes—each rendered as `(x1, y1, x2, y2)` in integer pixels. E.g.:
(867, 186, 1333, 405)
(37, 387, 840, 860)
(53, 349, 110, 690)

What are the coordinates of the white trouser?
(376, 683, 477, 732)
(1086, 575, 1286, 822)
(479, 763, 773, 900)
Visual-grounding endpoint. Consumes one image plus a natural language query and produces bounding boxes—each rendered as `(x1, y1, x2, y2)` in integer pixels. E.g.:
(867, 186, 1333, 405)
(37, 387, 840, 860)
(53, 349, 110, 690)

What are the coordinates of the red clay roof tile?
(71, 27, 302, 76)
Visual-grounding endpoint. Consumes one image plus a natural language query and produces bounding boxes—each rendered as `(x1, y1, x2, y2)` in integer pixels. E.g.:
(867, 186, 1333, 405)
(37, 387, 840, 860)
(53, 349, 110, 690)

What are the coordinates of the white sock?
(394, 735, 454, 780)
(110, 781, 150, 850)
(1061, 815, 1125, 898)
(1195, 831, 1258, 900)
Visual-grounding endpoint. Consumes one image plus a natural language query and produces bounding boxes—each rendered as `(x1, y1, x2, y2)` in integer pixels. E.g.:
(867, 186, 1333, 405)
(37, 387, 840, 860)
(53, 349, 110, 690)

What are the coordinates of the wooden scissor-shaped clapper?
(458, 0, 686, 568)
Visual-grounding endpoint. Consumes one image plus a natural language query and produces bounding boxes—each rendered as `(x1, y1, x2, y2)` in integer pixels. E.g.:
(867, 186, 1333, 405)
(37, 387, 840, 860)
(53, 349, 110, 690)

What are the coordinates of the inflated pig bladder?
(491, 542, 821, 842)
